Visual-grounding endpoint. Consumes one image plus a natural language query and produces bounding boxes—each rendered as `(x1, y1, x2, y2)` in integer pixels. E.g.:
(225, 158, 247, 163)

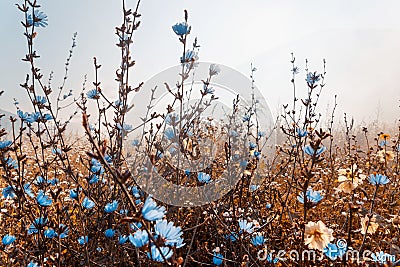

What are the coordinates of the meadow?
(0, 0, 400, 266)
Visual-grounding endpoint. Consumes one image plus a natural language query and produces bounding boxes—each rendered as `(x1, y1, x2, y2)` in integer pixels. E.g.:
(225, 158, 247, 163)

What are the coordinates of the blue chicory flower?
(52, 148, 62, 155)
(249, 185, 259, 192)
(119, 209, 128, 215)
(172, 22, 190, 36)
(17, 110, 29, 121)
(147, 245, 173, 262)
(213, 253, 223, 266)
(78, 236, 88, 245)
(130, 222, 142, 230)
(249, 142, 257, 149)
(104, 200, 119, 213)
(24, 183, 35, 198)
(2, 234, 16, 246)
(296, 128, 308, 137)
(48, 178, 59, 186)
(41, 113, 53, 121)
(154, 219, 184, 247)
(197, 172, 212, 184)
(258, 131, 266, 137)
(142, 196, 166, 221)
(86, 89, 100, 99)
(69, 189, 78, 199)
(238, 219, 254, 234)
(180, 50, 198, 63)
(104, 154, 113, 164)
(59, 224, 69, 238)
(89, 174, 99, 184)
(230, 130, 239, 137)
(297, 189, 323, 204)
(132, 139, 139, 146)
(225, 232, 238, 242)
(27, 10, 48, 28)
(379, 140, 388, 147)
(164, 128, 175, 140)
(44, 228, 57, 239)
(242, 115, 251, 122)
(90, 159, 105, 174)
(251, 235, 265, 246)
(118, 235, 128, 245)
(0, 140, 12, 149)
(131, 186, 141, 198)
(28, 217, 48, 234)
(82, 197, 95, 209)
(368, 174, 389, 185)
(104, 229, 115, 238)
(30, 112, 41, 122)
(27, 261, 40, 267)
(36, 190, 52, 207)
(303, 145, 326, 156)
(204, 85, 215, 95)
(129, 230, 149, 248)
(165, 113, 180, 125)
(2, 186, 16, 198)
(4, 158, 18, 169)
(34, 176, 46, 185)
(306, 72, 321, 85)
(35, 96, 47, 104)
(117, 123, 133, 132)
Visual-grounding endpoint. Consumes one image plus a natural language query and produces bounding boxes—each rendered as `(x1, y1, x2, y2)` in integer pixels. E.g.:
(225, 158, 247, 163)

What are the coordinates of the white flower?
(336, 169, 364, 193)
(209, 64, 221, 76)
(377, 150, 395, 162)
(360, 215, 379, 235)
(304, 221, 334, 251)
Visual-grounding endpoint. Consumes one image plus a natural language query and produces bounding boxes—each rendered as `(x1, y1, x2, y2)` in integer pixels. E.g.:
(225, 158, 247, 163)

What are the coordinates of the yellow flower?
(379, 133, 391, 140)
(360, 215, 379, 235)
(304, 221, 334, 251)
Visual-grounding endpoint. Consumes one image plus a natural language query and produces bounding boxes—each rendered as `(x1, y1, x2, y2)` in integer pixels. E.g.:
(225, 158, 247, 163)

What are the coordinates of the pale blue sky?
(1, 0, 400, 125)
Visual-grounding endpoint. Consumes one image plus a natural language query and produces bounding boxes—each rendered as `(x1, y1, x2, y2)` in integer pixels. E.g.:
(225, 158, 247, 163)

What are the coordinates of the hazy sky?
(1, 0, 400, 126)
